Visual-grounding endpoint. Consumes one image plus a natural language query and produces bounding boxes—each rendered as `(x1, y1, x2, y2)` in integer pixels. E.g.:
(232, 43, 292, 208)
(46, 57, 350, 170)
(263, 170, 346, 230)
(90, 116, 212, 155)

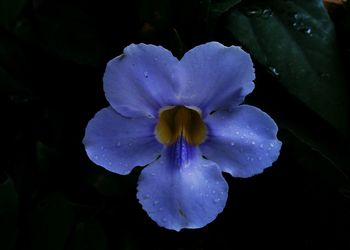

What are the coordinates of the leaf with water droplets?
(226, 0, 348, 135)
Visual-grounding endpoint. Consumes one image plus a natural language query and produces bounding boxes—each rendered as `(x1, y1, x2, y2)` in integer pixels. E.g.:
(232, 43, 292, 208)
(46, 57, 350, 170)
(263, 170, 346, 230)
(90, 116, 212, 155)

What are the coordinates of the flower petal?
(83, 107, 162, 175)
(103, 44, 180, 118)
(137, 143, 228, 231)
(178, 42, 255, 115)
(201, 105, 282, 178)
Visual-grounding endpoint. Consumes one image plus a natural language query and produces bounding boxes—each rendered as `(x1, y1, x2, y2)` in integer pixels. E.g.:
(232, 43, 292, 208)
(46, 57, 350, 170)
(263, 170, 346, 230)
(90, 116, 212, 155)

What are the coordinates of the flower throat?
(155, 106, 207, 146)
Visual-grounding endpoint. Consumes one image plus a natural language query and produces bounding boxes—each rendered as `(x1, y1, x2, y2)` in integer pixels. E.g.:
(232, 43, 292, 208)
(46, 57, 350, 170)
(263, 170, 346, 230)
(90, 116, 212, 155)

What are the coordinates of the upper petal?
(201, 105, 282, 178)
(103, 44, 180, 118)
(178, 42, 255, 116)
(137, 141, 228, 231)
(83, 107, 162, 175)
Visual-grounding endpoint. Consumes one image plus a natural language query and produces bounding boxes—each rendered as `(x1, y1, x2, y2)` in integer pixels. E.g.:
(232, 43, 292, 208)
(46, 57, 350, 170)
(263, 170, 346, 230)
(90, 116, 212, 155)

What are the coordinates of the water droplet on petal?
(235, 131, 240, 135)
(108, 161, 112, 166)
(230, 142, 235, 146)
(213, 198, 221, 203)
(270, 142, 275, 147)
(144, 71, 149, 78)
(251, 141, 256, 145)
(153, 200, 159, 205)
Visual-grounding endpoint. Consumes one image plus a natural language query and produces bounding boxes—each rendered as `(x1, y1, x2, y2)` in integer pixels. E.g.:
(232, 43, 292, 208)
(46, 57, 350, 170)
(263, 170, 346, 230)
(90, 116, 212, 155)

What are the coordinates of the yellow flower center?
(155, 106, 207, 146)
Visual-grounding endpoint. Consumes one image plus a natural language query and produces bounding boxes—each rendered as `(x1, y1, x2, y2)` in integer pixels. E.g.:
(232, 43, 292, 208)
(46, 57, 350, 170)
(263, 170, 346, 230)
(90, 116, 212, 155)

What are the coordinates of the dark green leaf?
(30, 193, 74, 250)
(0, 0, 29, 29)
(36, 140, 60, 172)
(226, 0, 348, 134)
(0, 176, 18, 250)
(210, 0, 241, 17)
(68, 219, 107, 250)
(280, 129, 350, 191)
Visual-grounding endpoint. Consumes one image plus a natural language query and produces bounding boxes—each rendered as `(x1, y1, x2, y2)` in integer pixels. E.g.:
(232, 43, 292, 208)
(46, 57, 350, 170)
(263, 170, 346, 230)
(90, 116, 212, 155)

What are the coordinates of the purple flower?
(83, 42, 282, 231)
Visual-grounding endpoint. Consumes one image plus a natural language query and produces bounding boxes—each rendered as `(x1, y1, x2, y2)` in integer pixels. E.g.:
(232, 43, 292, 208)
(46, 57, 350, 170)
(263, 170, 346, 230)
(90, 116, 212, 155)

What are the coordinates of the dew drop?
(153, 200, 159, 205)
(251, 141, 256, 145)
(213, 198, 221, 203)
(108, 161, 112, 166)
(261, 8, 272, 18)
(244, 8, 259, 16)
(230, 142, 235, 146)
(144, 71, 149, 78)
(270, 142, 275, 147)
(235, 131, 240, 135)
(268, 66, 279, 76)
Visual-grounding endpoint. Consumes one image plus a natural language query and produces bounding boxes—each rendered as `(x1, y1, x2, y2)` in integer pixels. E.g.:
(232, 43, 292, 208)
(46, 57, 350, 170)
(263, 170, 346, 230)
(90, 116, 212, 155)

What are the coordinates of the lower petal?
(201, 105, 282, 178)
(83, 107, 162, 175)
(137, 140, 228, 231)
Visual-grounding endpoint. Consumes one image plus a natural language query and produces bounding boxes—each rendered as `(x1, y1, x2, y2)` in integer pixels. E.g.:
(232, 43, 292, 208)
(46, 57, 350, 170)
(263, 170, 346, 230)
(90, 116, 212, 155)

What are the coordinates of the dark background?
(1, 0, 350, 249)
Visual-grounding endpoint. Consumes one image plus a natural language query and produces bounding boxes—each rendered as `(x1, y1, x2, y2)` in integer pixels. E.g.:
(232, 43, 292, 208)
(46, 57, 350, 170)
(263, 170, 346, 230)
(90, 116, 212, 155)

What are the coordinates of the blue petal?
(83, 107, 162, 175)
(137, 138, 228, 231)
(201, 105, 282, 178)
(178, 42, 255, 116)
(103, 44, 180, 118)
